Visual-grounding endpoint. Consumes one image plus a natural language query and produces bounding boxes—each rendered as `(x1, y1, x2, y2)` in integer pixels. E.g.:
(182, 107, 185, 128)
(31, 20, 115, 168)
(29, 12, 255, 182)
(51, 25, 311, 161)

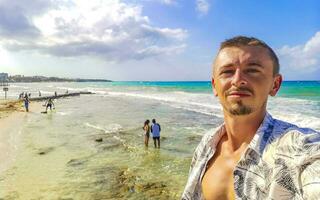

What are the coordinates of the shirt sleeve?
(300, 134, 320, 199)
(300, 160, 320, 199)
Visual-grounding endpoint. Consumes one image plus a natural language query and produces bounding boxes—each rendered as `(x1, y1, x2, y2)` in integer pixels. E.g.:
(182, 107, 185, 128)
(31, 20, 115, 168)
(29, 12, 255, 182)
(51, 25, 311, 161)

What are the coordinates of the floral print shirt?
(182, 112, 320, 200)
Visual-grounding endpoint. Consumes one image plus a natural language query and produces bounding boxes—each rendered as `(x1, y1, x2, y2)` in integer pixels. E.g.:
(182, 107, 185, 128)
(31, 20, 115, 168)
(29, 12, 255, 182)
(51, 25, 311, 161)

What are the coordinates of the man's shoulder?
(152, 123, 160, 128)
(273, 117, 319, 136)
(272, 118, 320, 149)
(279, 125, 319, 144)
(256, 115, 319, 155)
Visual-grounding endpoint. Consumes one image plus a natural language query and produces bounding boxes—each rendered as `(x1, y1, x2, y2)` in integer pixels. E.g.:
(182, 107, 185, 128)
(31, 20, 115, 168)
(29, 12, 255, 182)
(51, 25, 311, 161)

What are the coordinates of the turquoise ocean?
(0, 81, 319, 199)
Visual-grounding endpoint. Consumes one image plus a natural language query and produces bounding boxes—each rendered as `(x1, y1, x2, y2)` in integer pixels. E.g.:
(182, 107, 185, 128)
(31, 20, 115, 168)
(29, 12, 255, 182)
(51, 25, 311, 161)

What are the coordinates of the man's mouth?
(226, 87, 253, 98)
(228, 91, 251, 97)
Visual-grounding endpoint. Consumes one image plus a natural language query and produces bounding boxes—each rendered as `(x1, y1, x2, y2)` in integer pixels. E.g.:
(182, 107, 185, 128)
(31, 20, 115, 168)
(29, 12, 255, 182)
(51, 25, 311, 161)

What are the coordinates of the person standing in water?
(151, 119, 161, 148)
(45, 98, 55, 112)
(23, 94, 30, 112)
(143, 120, 150, 147)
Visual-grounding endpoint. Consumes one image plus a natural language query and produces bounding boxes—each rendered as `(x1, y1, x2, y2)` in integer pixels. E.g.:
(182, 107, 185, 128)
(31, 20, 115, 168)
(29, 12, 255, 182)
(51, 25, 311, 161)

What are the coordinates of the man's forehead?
(216, 46, 270, 62)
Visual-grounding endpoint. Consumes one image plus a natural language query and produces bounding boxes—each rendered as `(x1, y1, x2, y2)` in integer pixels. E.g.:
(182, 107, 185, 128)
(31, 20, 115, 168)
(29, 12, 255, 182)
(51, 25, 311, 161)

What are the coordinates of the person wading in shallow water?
(182, 36, 320, 200)
(143, 119, 151, 147)
(23, 94, 30, 112)
(45, 98, 55, 112)
(151, 119, 161, 148)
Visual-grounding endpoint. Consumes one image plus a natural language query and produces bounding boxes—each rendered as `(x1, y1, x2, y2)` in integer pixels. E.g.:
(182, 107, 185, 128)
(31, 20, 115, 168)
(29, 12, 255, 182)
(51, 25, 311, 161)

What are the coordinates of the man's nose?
(231, 69, 247, 87)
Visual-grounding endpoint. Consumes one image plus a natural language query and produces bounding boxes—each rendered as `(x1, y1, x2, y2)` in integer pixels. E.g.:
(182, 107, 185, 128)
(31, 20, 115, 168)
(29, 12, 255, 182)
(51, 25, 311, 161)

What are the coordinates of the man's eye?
(221, 70, 234, 74)
(246, 69, 259, 73)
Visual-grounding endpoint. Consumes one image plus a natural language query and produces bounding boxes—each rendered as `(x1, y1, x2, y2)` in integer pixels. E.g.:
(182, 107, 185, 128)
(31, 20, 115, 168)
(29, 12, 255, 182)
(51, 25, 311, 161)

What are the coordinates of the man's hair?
(152, 119, 156, 123)
(218, 36, 280, 75)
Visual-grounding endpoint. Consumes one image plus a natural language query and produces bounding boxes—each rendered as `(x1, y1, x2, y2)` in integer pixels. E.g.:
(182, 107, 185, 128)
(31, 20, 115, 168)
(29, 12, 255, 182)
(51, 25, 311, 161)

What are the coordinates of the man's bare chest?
(202, 153, 239, 200)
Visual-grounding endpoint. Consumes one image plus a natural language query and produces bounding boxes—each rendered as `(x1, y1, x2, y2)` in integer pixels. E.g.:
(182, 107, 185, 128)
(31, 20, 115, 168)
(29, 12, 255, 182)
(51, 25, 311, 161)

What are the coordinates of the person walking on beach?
(23, 94, 30, 112)
(45, 98, 55, 112)
(151, 119, 161, 148)
(143, 120, 150, 147)
(19, 92, 24, 99)
(182, 36, 320, 200)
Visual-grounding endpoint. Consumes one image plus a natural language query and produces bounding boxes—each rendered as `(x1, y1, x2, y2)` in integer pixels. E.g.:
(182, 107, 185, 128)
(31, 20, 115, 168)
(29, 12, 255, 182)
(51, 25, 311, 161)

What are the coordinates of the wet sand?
(0, 100, 43, 174)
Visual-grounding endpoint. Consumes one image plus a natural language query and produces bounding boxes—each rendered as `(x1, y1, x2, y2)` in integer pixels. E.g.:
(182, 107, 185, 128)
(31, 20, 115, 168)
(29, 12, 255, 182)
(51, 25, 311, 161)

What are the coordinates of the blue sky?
(0, 0, 319, 80)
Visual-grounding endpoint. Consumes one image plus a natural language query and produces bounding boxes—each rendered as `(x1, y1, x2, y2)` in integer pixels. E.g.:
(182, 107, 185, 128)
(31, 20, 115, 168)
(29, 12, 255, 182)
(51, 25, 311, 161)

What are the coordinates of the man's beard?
(226, 101, 253, 115)
(224, 86, 254, 115)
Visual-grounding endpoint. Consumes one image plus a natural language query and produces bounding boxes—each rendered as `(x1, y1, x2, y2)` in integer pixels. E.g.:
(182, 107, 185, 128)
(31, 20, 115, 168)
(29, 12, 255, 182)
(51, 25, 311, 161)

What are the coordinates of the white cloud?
(196, 0, 210, 16)
(162, 0, 176, 5)
(278, 31, 320, 72)
(143, 0, 177, 5)
(0, 0, 188, 62)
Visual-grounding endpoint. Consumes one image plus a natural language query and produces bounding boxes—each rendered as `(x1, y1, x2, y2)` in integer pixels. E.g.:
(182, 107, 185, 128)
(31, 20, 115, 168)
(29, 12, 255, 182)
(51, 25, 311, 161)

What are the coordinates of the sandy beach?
(0, 100, 43, 174)
(0, 100, 23, 118)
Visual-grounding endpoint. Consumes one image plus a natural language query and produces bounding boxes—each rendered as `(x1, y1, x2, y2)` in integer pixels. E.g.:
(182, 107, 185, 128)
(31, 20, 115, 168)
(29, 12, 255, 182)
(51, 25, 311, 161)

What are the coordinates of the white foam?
(268, 96, 320, 130)
(105, 91, 222, 116)
(57, 112, 70, 116)
(85, 122, 123, 134)
(271, 112, 320, 131)
(9, 85, 30, 89)
(113, 135, 125, 143)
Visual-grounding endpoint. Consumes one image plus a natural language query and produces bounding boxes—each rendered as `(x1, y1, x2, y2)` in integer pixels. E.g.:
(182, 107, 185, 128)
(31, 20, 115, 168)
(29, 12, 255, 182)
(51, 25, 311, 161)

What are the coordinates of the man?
(23, 94, 30, 112)
(45, 98, 55, 112)
(182, 36, 320, 200)
(151, 119, 161, 148)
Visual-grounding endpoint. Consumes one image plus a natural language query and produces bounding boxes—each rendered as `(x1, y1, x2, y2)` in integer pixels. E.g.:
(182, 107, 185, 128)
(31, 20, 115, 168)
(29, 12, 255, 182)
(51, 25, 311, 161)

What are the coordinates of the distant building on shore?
(0, 73, 8, 82)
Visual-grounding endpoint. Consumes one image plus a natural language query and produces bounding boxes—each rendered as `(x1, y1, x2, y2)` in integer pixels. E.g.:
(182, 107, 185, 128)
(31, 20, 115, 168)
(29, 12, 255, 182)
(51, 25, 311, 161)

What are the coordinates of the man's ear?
(212, 78, 218, 96)
(269, 74, 282, 96)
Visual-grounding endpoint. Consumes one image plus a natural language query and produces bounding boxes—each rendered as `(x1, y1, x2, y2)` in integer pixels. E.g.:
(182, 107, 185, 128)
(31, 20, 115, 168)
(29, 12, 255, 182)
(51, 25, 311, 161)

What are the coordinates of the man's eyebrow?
(219, 63, 234, 69)
(246, 61, 264, 68)
(217, 61, 264, 70)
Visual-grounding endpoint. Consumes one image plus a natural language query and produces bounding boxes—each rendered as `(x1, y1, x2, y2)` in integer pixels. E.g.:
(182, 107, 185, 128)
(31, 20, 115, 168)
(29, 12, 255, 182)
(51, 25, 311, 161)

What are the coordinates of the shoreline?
(0, 100, 43, 174)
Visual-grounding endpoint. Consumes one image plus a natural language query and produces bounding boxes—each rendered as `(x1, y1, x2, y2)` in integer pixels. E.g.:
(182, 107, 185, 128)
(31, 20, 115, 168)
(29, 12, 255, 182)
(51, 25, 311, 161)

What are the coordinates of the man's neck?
(223, 109, 266, 152)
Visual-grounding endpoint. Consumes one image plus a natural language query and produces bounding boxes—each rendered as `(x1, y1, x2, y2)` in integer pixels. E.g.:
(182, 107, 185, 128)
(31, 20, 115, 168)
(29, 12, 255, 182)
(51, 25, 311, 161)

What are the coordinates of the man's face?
(212, 46, 282, 116)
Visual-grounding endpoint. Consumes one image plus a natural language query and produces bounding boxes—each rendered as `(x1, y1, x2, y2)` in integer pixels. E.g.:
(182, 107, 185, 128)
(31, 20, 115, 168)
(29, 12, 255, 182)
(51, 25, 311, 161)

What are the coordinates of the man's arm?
(158, 124, 161, 132)
(299, 130, 320, 199)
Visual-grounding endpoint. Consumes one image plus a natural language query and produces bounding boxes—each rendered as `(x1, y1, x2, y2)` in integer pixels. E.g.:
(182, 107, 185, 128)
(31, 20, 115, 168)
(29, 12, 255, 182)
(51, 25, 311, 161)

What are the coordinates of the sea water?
(0, 81, 319, 199)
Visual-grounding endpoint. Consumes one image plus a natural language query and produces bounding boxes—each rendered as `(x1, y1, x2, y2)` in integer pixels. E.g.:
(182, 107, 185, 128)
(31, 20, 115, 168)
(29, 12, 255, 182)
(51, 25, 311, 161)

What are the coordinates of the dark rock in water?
(187, 135, 201, 143)
(37, 147, 54, 155)
(95, 138, 103, 142)
(160, 136, 167, 141)
(101, 143, 121, 151)
(67, 159, 85, 167)
(115, 167, 171, 198)
(61, 164, 176, 199)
